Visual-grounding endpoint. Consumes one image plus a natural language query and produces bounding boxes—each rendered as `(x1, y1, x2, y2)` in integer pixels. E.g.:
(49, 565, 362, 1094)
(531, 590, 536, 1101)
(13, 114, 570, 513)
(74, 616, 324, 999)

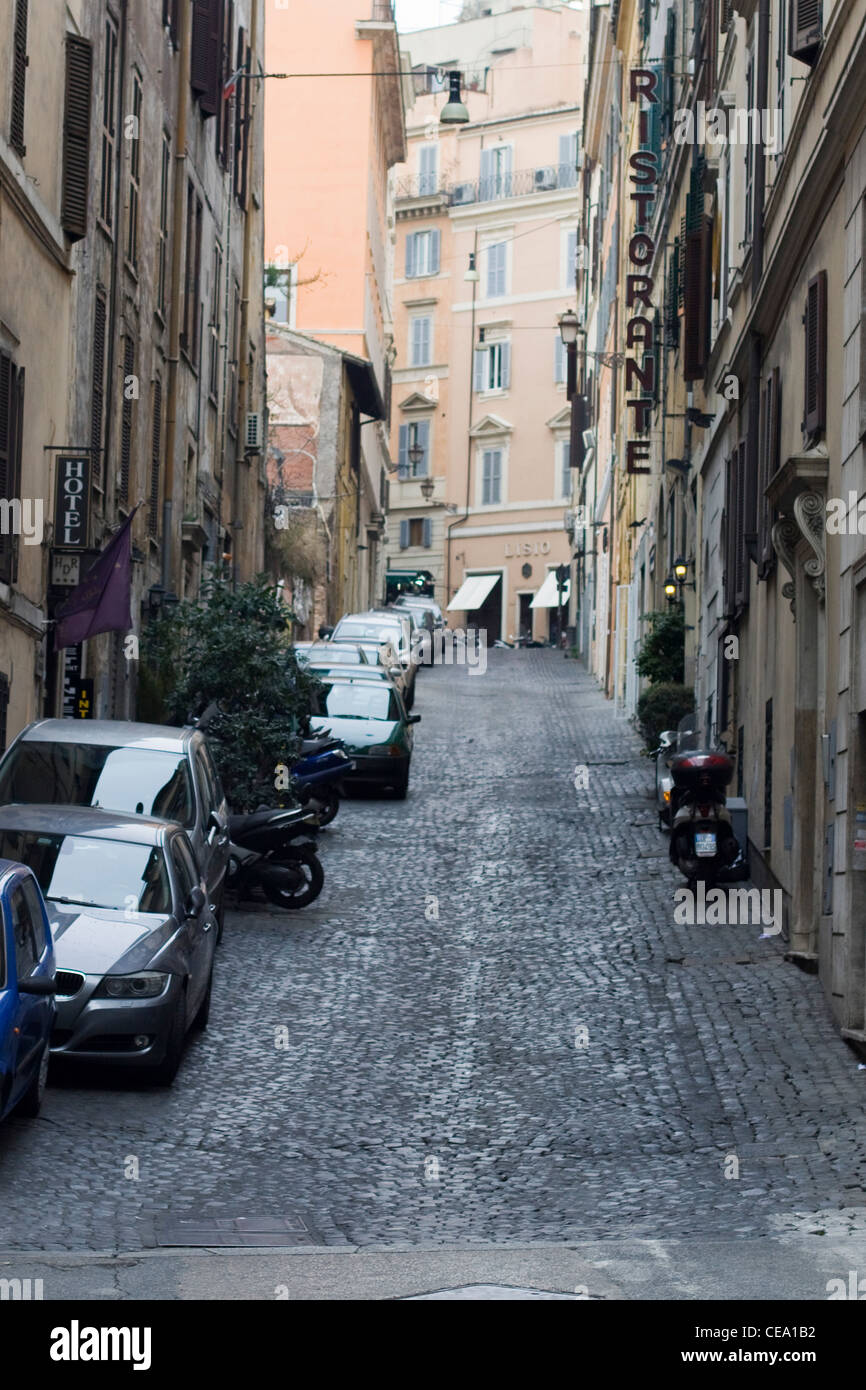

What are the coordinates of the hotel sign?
(54, 455, 91, 548)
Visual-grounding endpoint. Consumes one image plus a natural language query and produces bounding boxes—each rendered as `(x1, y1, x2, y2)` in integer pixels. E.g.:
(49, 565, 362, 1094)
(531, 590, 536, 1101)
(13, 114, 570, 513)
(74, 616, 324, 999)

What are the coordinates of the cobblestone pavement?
(1, 649, 865, 1256)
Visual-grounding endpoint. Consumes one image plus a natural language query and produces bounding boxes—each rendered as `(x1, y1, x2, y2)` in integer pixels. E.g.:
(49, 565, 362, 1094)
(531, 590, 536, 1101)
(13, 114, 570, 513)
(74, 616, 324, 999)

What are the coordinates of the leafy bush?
(636, 682, 695, 751)
(635, 607, 685, 686)
(139, 571, 320, 810)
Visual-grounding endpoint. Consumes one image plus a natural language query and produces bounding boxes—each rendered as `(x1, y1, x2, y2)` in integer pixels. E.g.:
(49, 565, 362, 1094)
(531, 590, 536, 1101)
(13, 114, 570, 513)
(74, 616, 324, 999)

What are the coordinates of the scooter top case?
(669, 750, 734, 792)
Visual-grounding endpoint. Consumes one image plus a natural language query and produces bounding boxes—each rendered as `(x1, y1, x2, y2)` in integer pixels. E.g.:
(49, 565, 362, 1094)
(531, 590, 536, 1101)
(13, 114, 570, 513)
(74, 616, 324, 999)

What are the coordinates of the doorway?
(518, 592, 533, 641)
(468, 575, 502, 645)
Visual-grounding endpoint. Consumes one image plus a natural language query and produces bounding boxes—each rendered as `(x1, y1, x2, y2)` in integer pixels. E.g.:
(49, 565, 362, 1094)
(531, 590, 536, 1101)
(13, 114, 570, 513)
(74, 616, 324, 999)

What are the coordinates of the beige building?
(389, 1, 586, 641)
(264, 0, 410, 623)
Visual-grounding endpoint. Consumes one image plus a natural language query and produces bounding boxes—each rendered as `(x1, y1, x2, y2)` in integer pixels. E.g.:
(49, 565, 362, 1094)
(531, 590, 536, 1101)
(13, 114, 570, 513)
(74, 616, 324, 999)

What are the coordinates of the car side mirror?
(185, 886, 206, 918)
(19, 974, 58, 996)
(408, 713, 421, 724)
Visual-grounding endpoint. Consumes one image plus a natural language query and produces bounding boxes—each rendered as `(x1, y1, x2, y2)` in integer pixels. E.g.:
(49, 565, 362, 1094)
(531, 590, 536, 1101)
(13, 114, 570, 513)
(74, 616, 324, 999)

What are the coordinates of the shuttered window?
(734, 439, 749, 611)
(486, 242, 507, 298)
(120, 336, 135, 506)
(217, 0, 234, 167)
(803, 269, 827, 438)
(157, 134, 171, 315)
(410, 316, 432, 367)
(789, 0, 822, 65)
(0, 354, 24, 586)
(149, 377, 162, 538)
(90, 289, 107, 482)
(61, 35, 93, 242)
(758, 367, 780, 578)
(405, 229, 440, 278)
(126, 73, 142, 270)
(683, 214, 713, 381)
(481, 449, 502, 505)
(234, 28, 251, 204)
(181, 182, 203, 364)
(10, 0, 28, 156)
(397, 420, 430, 477)
(163, 0, 180, 48)
(100, 16, 118, 231)
(558, 132, 579, 188)
(192, 0, 223, 117)
(419, 145, 438, 195)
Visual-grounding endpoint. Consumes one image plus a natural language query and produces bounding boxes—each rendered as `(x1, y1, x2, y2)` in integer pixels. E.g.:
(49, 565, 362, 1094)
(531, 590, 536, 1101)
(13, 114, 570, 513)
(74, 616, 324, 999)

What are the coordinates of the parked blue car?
(0, 860, 57, 1122)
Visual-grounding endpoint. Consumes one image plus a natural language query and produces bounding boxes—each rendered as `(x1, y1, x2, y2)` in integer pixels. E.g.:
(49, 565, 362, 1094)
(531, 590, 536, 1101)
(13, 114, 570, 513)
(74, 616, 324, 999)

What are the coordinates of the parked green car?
(310, 675, 419, 798)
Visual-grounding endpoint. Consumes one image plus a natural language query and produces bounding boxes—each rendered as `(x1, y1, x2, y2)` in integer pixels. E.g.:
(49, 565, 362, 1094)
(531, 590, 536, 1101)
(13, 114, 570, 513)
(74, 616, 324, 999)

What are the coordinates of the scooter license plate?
(695, 831, 717, 857)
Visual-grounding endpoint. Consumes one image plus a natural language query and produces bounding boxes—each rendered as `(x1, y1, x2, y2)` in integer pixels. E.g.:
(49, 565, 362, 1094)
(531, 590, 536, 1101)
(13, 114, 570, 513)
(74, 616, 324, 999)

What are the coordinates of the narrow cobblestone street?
(1, 650, 865, 1266)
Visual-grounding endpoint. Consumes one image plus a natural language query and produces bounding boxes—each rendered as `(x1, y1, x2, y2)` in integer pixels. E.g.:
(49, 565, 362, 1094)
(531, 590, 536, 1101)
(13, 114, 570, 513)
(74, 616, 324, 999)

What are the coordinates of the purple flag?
(54, 508, 138, 651)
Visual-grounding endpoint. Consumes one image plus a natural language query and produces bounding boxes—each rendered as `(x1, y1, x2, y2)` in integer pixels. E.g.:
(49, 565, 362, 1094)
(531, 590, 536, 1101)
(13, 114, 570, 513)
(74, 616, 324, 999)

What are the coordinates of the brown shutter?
(10, 0, 28, 155)
(120, 337, 135, 506)
(61, 36, 93, 242)
(734, 439, 748, 610)
(683, 214, 712, 381)
(789, 0, 822, 65)
(90, 289, 107, 481)
(149, 377, 162, 538)
(723, 452, 735, 617)
(0, 356, 11, 584)
(759, 367, 780, 577)
(11, 366, 23, 584)
(804, 269, 827, 438)
(192, 0, 223, 117)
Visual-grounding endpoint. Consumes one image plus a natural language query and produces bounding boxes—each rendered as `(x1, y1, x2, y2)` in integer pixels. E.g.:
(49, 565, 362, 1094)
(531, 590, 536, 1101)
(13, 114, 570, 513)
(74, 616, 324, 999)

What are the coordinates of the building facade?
(0, 0, 268, 737)
(389, 1, 587, 641)
(264, 0, 410, 622)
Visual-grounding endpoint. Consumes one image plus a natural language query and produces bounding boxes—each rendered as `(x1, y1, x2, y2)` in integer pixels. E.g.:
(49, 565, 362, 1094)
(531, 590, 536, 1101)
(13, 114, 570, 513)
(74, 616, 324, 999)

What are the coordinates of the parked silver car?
(0, 721, 230, 931)
(330, 612, 417, 707)
(0, 804, 217, 1083)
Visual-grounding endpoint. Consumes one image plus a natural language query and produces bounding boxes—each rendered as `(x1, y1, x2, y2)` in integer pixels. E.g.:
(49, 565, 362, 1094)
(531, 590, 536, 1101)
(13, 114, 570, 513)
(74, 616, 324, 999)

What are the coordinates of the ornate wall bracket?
(767, 452, 830, 619)
(793, 489, 827, 601)
(771, 516, 799, 616)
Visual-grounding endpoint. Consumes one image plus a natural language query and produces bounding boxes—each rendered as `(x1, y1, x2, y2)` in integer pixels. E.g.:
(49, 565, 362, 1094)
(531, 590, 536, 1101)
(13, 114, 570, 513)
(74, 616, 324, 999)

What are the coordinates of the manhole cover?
(155, 1214, 319, 1248)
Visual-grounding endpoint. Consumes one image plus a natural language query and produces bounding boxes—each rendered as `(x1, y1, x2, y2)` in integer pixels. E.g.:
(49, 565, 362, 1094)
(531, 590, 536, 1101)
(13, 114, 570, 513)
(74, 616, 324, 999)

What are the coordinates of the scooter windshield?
(675, 712, 703, 754)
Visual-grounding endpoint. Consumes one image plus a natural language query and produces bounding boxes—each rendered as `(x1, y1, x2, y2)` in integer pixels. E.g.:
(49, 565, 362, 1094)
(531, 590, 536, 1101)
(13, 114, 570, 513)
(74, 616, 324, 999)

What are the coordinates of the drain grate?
(155, 1213, 320, 1248)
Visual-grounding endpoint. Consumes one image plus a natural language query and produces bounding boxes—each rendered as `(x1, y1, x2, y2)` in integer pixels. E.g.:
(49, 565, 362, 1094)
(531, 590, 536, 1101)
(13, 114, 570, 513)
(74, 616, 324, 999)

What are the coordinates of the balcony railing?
(396, 163, 578, 207)
(394, 172, 450, 200)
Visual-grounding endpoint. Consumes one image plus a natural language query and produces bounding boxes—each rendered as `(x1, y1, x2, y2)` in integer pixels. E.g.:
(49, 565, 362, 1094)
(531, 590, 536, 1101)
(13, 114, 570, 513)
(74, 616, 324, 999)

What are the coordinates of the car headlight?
(94, 972, 170, 1000)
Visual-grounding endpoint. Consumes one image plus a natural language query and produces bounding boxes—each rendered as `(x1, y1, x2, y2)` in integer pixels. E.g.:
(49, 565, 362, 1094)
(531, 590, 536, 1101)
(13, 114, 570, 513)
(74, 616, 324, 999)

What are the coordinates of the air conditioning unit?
(450, 183, 476, 206)
(534, 166, 557, 191)
(245, 412, 262, 452)
(582, 428, 596, 451)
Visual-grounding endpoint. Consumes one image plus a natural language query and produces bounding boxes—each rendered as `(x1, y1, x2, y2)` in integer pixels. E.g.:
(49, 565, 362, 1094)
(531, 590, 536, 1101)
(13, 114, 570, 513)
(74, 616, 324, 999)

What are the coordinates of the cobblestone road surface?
(1, 650, 865, 1254)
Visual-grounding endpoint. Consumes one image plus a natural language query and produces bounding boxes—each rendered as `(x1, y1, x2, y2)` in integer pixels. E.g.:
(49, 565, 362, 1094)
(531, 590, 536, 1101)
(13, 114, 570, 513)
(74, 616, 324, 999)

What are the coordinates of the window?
(558, 131, 579, 188)
(233, 27, 251, 204)
(744, 48, 754, 246)
(563, 227, 578, 291)
(149, 376, 162, 538)
(191, 0, 222, 116)
(163, 0, 180, 47)
(156, 134, 171, 316)
(181, 181, 203, 364)
(419, 144, 438, 195)
(91, 288, 107, 482)
(803, 269, 827, 439)
(757, 366, 780, 578)
(406, 229, 440, 278)
(397, 419, 430, 477)
(558, 440, 571, 499)
(209, 243, 222, 399)
(789, 0, 823, 66)
(486, 241, 507, 297)
(126, 73, 142, 270)
(410, 315, 432, 367)
(480, 144, 512, 201)
(217, 0, 235, 167)
(0, 352, 24, 586)
(10, 0, 28, 156)
(474, 340, 511, 393)
(399, 517, 432, 549)
(9, 883, 39, 981)
(61, 35, 93, 243)
(481, 448, 503, 505)
(100, 15, 119, 230)
(555, 335, 567, 385)
(120, 336, 135, 506)
(775, 0, 788, 157)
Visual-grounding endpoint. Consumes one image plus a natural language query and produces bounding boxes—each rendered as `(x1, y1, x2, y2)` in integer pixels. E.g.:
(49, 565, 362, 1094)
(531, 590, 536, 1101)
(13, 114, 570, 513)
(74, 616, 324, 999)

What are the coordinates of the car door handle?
(202, 920, 213, 933)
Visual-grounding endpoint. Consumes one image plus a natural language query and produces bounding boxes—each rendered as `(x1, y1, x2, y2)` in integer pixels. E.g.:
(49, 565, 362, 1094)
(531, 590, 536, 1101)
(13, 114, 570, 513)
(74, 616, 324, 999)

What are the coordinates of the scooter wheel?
(316, 790, 340, 827)
(264, 846, 324, 910)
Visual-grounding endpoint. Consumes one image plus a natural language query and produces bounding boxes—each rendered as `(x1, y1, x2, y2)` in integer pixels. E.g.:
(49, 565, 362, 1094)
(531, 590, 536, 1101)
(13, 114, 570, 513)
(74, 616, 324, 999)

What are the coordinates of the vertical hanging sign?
(625, 69, 659, 475)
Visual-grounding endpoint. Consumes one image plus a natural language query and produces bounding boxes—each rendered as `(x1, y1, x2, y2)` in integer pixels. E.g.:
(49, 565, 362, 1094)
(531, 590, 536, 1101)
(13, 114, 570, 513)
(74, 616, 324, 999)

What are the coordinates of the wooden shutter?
(217, 0, 234, 165)
(683, 214, 713, 381)
(149, 377, 162, 537)
(758, 367, 780, 577)
(120, 337, 134, 506)
(192, 0, 223, 116)
(429, 228, 441, 274)
(61, 36, 93, 242)
(405, 233, 416, 278)
(10, 0, 28, 155)
(803, 269, 827, 437)
(422, 517, 432, 548)
(234, 29, 251, 203)
(0, 358, 23, 586)
(789, 0, 822, 65)
(473, 348, 486, 392)
(90, 289, 107, 481)
(500, 341, 511, 390)
(399, 519, 409, 549)
(723, 453, 735, 617)
(416, 419, 430, 472)
(734, 439, 748, 610)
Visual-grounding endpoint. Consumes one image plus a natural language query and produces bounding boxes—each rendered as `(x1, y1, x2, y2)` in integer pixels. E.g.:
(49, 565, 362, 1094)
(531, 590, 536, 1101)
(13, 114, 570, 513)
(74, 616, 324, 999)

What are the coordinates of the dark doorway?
(468, 575, 502, 645)
(518, 592, 533, 640)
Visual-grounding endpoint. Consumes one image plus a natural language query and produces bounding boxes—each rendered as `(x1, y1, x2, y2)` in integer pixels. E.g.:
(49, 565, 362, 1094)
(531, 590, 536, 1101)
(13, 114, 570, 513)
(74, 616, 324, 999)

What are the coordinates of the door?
(170, 834, 213, 1022)
(518, 593, 532, 640)
(469, 576, 502, 644)
(193, 743, 229, 910)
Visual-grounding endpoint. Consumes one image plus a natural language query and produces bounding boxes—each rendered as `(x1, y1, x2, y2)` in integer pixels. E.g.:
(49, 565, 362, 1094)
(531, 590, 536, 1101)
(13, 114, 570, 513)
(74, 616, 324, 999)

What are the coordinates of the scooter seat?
(229, 806, 307, 837)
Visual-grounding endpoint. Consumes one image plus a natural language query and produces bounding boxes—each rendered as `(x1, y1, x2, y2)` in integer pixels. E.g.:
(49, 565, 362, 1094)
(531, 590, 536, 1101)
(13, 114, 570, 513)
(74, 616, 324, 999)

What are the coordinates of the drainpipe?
(446, 228, 479, 601)
(745, 0, 770, 564)
(234, 0, 260, 587)
(162, 0, 191, 590)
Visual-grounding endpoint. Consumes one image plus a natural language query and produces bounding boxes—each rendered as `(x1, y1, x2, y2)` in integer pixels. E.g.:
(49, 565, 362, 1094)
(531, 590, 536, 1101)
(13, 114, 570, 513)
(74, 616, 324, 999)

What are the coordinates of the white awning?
(447, 573, 500, 611)
(531, 571, 571, 608)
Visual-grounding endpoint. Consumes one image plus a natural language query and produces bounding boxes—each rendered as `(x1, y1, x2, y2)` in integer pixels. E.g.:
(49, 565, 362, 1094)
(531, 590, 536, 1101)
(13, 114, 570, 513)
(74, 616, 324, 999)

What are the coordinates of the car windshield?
(0, 829, 172, 915)
(335, 621, 402, 645)
(310, 647, 361, 664)
(0, 742, 195, 828)
(320, 684, 399, 722)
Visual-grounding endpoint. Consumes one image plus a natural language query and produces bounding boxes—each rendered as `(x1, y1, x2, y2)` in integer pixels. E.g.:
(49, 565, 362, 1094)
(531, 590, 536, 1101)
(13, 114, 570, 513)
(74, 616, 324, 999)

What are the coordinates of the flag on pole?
(54, 508, 139, 652)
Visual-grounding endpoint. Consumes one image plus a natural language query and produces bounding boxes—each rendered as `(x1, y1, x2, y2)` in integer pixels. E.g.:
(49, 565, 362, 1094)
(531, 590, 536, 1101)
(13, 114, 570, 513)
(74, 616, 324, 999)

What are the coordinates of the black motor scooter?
(226, 803, 324, 910)
(668, 714, 740, 885)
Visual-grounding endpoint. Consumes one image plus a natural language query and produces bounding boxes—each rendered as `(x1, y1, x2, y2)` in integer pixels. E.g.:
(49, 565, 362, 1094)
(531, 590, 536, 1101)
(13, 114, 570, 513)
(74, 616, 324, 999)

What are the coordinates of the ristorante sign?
(625, 69, 659, 475)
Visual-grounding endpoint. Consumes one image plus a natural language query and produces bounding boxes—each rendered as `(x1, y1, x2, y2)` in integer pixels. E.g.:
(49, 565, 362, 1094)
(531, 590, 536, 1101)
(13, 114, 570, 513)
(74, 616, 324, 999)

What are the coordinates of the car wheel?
(16, 1040, 49, 1118)
(192, 966, 214, 1032)
(151, 991, 187, 1086)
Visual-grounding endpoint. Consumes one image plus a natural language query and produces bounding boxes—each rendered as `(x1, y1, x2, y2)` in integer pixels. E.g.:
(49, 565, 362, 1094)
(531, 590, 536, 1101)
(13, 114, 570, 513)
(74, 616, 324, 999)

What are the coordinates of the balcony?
(396, 163, 579, 210)
(394, 171, 450, 201)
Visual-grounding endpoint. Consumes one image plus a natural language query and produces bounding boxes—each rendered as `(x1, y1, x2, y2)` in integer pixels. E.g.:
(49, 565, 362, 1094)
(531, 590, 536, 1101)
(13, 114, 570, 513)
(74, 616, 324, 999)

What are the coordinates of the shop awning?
(531, 571, 571, 608)
(447, 573, 500, 611)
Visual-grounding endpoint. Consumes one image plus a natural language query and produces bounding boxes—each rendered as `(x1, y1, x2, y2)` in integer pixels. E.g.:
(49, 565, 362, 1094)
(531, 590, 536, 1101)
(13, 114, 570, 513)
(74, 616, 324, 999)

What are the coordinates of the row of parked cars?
(296, 594, 445, 800)
(0, 592, 445, 1125)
